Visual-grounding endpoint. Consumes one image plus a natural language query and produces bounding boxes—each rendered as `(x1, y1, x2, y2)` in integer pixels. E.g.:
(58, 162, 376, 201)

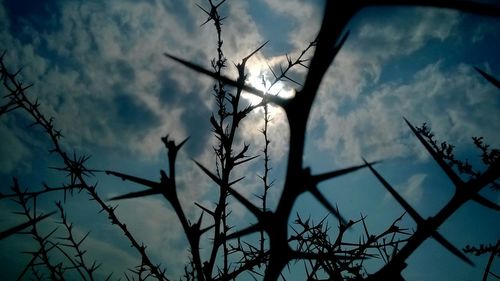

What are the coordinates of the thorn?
(432, 231, 474, 266)
(362, 158, 423, 223)
(0, 211, 57, 240)
(163, 52, 286, 107)
(228, 176, 245, 186)
(223, 223, 263, 241)
(309, 187, 348, 226)
(242, 40, 269, 63)
(194, 202, 215, 217)
(311, 161, 380, 184)
(107, 189, 162, 201)
(105, 170, 160, 189)
(474, 66, 500, 89)
(177, 136, 190, 150)
(193, 159, 222, 185)
(472, 194, 500, 211)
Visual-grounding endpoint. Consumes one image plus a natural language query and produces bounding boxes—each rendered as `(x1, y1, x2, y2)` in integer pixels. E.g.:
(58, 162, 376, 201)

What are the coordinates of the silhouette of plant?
(1, 50, 168, 281)
(414, 122, 500, 281)
(1, 1, 499, 281)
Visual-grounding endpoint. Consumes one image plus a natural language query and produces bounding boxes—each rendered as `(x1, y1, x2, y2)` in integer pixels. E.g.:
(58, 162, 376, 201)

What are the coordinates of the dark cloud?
(114, 92, 159, 130)
(3, 0, 61, 35)
(158, 70, 212, 156)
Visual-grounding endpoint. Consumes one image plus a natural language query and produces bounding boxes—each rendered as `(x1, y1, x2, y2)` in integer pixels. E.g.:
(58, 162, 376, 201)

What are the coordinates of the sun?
(242, 63, 295, 116)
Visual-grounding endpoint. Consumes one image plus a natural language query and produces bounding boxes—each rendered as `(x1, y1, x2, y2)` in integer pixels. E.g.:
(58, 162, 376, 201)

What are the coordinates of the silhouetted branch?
(0, 209, 56, 240)
(163, 52, 287, 107)
(3, 0, 500, 280)
(10, 178, 66, 281)
(0, 55, 169, 281)
(474, 67, 500, 89)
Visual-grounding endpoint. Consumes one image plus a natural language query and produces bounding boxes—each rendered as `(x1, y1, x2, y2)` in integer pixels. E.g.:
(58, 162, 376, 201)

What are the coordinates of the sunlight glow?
(243, 62, 295, 116)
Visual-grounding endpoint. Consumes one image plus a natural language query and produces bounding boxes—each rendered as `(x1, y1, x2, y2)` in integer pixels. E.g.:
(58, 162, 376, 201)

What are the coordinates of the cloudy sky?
(0, 0, 499, 280)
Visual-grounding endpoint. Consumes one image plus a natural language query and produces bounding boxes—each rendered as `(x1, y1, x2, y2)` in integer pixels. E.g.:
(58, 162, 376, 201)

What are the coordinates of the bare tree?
(1, 1, 499, 280)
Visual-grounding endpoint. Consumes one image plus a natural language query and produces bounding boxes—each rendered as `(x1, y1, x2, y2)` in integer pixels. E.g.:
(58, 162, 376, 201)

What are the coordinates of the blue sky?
(0, 0, 499, 280)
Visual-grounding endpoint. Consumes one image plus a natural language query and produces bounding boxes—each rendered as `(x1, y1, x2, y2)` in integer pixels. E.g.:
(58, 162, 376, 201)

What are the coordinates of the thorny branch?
(1, 0, 500, 281)
(0, 52, 169, 281)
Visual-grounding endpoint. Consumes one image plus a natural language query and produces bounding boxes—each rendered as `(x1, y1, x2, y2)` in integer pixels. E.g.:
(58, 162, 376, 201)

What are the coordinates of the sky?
(0, 0, 499, 280)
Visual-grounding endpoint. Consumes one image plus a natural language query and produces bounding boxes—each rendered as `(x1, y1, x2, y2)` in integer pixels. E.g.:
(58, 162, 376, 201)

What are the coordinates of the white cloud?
(223, 1, 266, 60)
(357, 8, 460, 57)
(1, 0, 310, 168)
(304, 7, 499, 166)
(319, 7, 461, 100)
(400, 173, 427, 205)
(312, 60, 500, 165)
(2, 1, 499, 280)
(1, 0, 269, 162)
(263, 0, 322, 49)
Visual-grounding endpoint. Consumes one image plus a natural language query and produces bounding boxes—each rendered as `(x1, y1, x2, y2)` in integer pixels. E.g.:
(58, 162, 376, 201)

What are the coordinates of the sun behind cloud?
(243, 61, 295, 116)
